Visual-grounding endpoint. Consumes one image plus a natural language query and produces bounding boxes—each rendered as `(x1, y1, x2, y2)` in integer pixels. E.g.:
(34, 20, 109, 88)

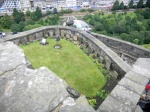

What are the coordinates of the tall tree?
(35, 7, 42, 19)
(120, 1, 124, 10)
(129, 0, 133, 8)
(12, 8, 25, 24)
(111, 0, 120, 11)
(146, 0, 150, 8)
(53, 8, 57, 14)
(137, 0, 143, 8)
(0, 14, 11, 29)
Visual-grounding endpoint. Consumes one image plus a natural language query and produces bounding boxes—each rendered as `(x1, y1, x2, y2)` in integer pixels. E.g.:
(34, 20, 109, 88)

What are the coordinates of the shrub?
(88, 99, 97, 107)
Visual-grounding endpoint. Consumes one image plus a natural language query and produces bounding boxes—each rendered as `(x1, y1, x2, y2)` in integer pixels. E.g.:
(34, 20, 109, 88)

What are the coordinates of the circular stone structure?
(54, 44, 62, 49)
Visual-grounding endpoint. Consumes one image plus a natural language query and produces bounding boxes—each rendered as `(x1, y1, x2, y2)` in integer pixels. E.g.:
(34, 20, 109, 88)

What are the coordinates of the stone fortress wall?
(1, 25, 131, 79)
(0, 25, 150, 112)
(92, 33, 150, 65)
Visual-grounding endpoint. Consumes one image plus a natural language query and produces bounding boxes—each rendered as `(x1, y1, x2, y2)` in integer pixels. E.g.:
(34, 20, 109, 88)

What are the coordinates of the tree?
(53, 8, 57, 14)
(95, 22, 103, 31)
(129, 0, 133, 8)
(146, 0, 150, 8)
(133, 38, 139, 44)
(30, 12, 38, 21)
(12, 8, 25, 24)
(120, 1, 124, 10)
(26, 10, 31, 17)
(111, 0, 120, 11)
(35, 7, 42, 19)
(137, 0, 143, 8)
(0, 14, 12, 29)
(11, 24, 21, 32)
(142, 8, 150, 19)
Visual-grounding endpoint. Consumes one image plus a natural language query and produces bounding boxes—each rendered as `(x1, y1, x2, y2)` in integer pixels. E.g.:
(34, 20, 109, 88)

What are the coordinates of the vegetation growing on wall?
(83, 8, 150, 45)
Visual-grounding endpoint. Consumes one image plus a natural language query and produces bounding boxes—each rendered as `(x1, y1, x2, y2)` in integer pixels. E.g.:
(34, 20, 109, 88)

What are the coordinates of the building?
(66, 0, 77, 8)
(82, 0, 90, 8)
(2, 0, 31, 12)
(76, 0, 83, 6)
(57, 0, 66, 10)
(34, 0, 46, 9)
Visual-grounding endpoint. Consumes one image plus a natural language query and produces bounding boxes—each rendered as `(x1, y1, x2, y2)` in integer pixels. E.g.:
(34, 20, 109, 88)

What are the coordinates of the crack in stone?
(0, 63, 27, 76)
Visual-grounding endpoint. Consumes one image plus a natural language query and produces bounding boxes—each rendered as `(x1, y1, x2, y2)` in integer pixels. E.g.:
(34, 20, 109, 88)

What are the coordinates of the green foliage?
(137, 0, 143, 8)
(53, 8, 57, 14)
(146, 0, 150, 8)
(133, 38, 139, 44)
(23, 24, 42, 31)
(46, 10, 51, 15)
(142, 8, 150, 19)
(129, 0, 133, 8)
(35, 7, 42, 18)
(61, 9, 73, 14)
(0, 14, 12, 29)
(96, 90, 109, 100)
(112, 0, 120, 11)
(88, 99, 97, 107)
(11, 23, 21, 32)
(26, 10, 31, 17)
(13, 8, 25, 24)
(120, 1, 124, 10)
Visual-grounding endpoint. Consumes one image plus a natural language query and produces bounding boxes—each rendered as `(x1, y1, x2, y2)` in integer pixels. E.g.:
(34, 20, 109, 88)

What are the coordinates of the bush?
(88, 99, 97, 107)
(96, 90, 109, 100)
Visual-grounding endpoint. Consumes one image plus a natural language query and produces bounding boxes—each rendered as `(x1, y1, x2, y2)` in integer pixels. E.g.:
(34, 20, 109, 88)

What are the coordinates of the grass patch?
(142, 44, 150, 50)
(20, 38, 106, 97)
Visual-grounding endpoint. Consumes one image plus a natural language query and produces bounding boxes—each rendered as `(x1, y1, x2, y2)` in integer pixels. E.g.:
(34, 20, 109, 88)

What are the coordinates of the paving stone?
(125, 71, 149, 86)
(119, 77, 145, 95)
(110, 85, 140, 108)
(133, 58, 150, 78)
(97, 95, 133, 112)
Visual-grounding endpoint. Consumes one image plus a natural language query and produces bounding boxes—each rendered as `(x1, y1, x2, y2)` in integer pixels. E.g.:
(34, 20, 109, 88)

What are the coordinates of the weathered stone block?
(28, 34, 35, 42)
(104, 56, 111, 71)
(110, 85, 140, 108)
(97, 95, 133, 112)
(119, 77, 145, 95)
(0, 42, 26, 75)
(20, 37, 28, 44)
(125, 71, 149, 86)
(12, 39, 20, 45)
(133, 58, 150, 78)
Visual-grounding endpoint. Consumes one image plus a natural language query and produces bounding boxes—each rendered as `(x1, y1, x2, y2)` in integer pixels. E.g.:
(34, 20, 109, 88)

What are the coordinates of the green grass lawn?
(20, 38, 106, 97)
(142, 44, 150, 50)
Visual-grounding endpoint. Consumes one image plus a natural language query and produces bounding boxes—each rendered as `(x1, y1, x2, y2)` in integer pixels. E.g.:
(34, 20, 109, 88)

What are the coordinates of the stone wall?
(1, 25, 131, 79)
(92, 33, 150, 59)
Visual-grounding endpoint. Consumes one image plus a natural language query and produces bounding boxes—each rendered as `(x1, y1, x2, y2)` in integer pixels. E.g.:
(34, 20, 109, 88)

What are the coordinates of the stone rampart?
(0, 25, 131, 79)
(92, 33, 150, 59)
(0, 26, 149, 112)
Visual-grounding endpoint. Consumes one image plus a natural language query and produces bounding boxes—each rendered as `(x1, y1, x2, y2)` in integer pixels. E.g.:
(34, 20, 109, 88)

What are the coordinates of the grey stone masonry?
(0, 25, 132, 78)
(92, 33, 150, 59)
(0, 42, 96, 112)
(97, 58, 150, 112)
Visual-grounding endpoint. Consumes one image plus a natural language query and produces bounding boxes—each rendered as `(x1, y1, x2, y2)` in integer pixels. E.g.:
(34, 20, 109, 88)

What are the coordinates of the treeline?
(83, 8, 150, 45)
(0, 7, 60, 33)
(112, 0, 150, 11)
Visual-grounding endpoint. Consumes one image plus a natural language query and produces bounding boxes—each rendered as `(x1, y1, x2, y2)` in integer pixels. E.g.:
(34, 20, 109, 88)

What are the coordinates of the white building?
(34, 0, 46, 9)
(66, 0, 77, 8)
(76, 0, 83, 6)
(57, 0, 66, 10)
(82, 0, 90, 8)
(2, 0, 31, 12)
